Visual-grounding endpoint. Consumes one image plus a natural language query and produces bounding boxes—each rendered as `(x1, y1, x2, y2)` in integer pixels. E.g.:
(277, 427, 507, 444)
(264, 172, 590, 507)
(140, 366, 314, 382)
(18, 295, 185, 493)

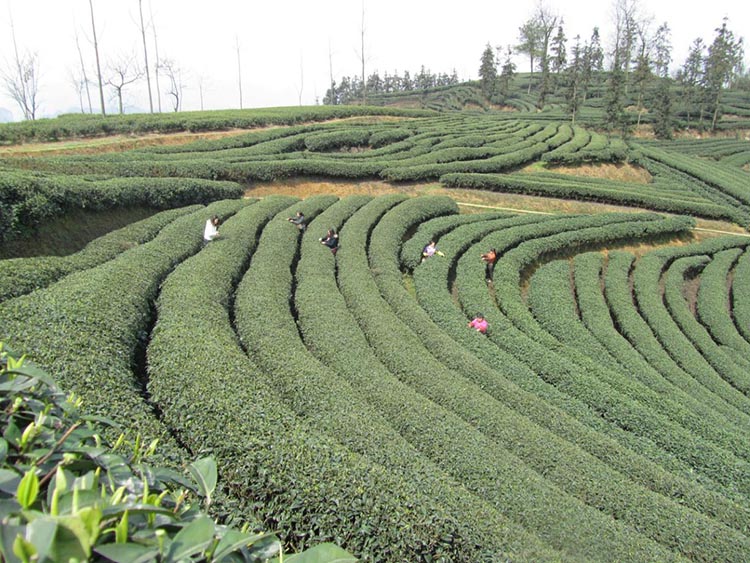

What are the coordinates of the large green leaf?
(164, 516, 215, 562)
(187, 457, 217, 504)
(25, 518, 57, 562)
(278, 543, 358, 563)
(212, 529, 270, 562)
(16, 470, 39, 510)
(94, 543, 161, 563)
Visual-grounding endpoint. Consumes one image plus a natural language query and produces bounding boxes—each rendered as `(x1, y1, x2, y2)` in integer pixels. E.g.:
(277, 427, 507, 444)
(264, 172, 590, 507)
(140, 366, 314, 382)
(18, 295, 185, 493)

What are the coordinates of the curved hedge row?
(145, 195, 497, 562)
(0, 105, 434, 144)
(695, 248, 750, 359)
(0, 199, 248, 466)
(368, 198, 750, 559)
(411, 214, 750, 530)
(335, 198, 688, 561)
(604, 250, 750, 423)
(0, 204, 204, 303)
(528, 254, 750, 454)
(0, 169, 243, 242)
(733, 248, 750, 342)
(452, 214, 750, 501)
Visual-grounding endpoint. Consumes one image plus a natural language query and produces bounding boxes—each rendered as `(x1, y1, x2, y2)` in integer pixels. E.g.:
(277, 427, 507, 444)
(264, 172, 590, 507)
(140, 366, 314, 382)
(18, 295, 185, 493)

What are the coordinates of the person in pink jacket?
(468, 313, 488, 334)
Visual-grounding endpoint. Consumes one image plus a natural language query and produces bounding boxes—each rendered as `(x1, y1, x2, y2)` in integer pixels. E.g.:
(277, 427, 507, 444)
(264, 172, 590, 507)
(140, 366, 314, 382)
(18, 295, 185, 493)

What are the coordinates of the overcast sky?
(1, 0, 747, 121)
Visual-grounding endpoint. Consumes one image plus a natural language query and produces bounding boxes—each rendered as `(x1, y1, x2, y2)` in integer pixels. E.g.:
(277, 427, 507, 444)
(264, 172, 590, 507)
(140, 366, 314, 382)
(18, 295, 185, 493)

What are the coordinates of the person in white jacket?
(203, 215, 220, 244)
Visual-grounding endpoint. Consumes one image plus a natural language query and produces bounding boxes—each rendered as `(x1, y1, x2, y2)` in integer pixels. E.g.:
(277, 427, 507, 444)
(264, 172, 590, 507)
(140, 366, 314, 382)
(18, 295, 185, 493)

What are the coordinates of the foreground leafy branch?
(0, 342, 354, 563)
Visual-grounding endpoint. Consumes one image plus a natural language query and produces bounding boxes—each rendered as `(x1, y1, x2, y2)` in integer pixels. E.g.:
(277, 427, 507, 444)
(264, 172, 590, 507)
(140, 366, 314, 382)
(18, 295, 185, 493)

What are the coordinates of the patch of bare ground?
(0, 130, 247, 157)
(523, 162, 653, 184)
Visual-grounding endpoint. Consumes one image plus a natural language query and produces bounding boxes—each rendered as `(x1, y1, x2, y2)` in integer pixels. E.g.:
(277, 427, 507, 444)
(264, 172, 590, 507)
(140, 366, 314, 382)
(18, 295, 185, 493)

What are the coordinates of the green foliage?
(0, 343, 294, 563)
(0, 169, 243, 243)
(0, 204, 204, 303)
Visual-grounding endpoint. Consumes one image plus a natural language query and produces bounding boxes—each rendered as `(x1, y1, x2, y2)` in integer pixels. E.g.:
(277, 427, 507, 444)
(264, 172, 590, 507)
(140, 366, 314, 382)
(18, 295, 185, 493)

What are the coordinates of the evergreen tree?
(704, 17, 743, 130)
(550, 23, 567, 93)
(632, 38, 652, 127)
(564, 35, 583, 124)
(478, 43, 497, 96)
(680, 38, 704, 127)
(651, 76, 674, 139)
(605, 52, 629, 137)
(498, 45, 517, 99)
(588, 27, 605, 94)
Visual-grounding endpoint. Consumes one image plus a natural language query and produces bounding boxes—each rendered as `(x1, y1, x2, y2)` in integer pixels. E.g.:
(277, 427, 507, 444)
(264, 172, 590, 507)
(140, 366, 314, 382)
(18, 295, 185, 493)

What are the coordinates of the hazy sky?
(1, 0, 747, 121)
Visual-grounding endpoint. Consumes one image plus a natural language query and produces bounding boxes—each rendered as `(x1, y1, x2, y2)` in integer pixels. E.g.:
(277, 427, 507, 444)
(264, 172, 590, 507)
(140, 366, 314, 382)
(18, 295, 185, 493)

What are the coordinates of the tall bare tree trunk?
(360, 2, 366, 105)
(88, 0, 106, 115)
(329, 40, 335, 104)
(236, 36, 243, 109)
(138, 0, 153, 113)
(149, 1, 162, 112)
(74, 31, 93, 113)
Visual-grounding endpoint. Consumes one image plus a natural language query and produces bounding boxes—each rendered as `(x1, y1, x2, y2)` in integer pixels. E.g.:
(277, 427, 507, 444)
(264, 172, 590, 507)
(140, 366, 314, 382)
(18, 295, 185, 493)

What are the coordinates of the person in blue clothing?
(288, 211, 306, 231)
(320, 228, 339, 254)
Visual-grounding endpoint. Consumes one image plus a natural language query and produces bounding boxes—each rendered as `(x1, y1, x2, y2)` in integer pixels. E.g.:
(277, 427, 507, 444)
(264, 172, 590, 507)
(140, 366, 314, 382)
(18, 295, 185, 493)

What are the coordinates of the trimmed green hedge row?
(440, 172, 736, 221)
(478, 216, 750, 491)
(528, 254, 750, 456)
(368, 197, 750, 559)
(0, 168, 243, 242)
(604, 250, 750, 424)
(145, 196, 497, 562)
(637, 240, 750, 396)
(636, 143, 750, 213)
(733, 248, 750, 342)
(0, 105, 434, 144)
(411, 214, 750, 530)
(400, 211, 514, 270)
(571, 251, 750, 432)
(452, 214, 750, 501)
(228, 194, 537, 561)
(335, 198, 687, 561)
(290, 195, 557, 560)
(694, 249, 750, 364)
(0, 204, 203, 302)
(0, 199, 248, 466)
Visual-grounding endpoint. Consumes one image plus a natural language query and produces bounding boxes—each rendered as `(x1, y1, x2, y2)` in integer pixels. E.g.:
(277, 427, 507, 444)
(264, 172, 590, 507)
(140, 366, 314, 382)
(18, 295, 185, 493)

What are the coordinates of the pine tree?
(550, 23, 567, 93)
(498, 45, 517, 99)
(704, 17, 743, 131)
(680, 38, 704, 127)
(564, 35, 583, 124)
(478, 43, 497, 97)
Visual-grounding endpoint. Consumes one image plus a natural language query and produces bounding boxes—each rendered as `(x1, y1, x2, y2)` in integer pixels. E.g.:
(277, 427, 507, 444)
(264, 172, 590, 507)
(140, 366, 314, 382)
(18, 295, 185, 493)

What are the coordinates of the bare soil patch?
(526, 162, 653, 184)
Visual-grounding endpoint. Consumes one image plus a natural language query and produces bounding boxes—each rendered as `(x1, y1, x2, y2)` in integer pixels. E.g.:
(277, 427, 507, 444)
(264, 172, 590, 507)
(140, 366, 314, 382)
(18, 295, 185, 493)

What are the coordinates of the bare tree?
(160, 58, 184, 112)
(104, 53, 143, 114)
(149, 1, 162, 112)
(2, 12, 40, 120)
(69, 68, 87, 113)
(137, 0, 153, 113)
(88, 0, 106, 115)
(328, 39, 336, 104)
(358, 1, 367, 104)
(235, 36, 243, 109)
(74, 29, 93, 113)
(296, 53, 304, 106)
